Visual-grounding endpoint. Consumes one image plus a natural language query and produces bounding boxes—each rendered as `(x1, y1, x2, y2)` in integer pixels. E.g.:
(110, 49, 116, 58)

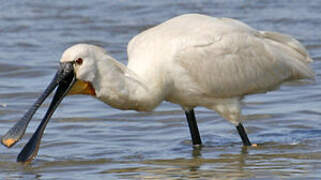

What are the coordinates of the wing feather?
(126, 14, 314, 98)
(176, 30, 314, 98)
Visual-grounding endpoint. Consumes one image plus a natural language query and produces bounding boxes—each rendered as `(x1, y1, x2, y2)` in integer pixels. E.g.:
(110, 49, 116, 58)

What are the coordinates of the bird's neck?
(92, 55, 164, 111)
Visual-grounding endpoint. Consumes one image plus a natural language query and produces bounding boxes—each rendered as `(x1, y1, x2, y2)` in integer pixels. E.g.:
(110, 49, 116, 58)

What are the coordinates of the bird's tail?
(260, 31, 314, 80)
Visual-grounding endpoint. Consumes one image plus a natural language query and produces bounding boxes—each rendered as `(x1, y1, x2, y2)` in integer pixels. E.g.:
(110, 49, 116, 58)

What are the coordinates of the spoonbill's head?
(40, 44, 108, 117)
(34, 44, 104, 113)
(59, 43, 107, 96)
(1, 44, 110, 162)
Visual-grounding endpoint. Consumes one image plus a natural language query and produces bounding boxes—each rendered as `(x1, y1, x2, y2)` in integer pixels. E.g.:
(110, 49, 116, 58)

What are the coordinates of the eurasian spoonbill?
(2, 14, 314, 163)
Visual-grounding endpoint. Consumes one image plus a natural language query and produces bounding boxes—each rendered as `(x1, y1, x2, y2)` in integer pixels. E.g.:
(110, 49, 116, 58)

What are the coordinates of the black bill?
(1, 62, 75, 163)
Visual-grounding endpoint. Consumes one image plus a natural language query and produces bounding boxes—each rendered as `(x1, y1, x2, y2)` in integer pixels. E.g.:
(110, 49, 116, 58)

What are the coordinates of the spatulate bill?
(17, 62, 76, 163)
(1, 72, 60, 148)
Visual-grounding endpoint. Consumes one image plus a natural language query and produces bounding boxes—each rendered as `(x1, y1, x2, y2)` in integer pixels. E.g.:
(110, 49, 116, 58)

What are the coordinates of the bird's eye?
(75, 58, 83, 65)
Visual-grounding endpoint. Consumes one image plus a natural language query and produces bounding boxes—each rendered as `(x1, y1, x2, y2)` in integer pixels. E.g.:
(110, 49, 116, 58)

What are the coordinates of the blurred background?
(0, 1, 320, 179)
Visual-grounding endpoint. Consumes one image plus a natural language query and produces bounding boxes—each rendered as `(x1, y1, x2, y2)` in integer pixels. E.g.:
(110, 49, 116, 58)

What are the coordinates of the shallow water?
(0, 1, 321, 179)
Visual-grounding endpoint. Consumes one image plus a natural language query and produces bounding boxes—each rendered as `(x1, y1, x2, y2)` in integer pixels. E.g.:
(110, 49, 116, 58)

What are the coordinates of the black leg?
(185, 109, 202, 146)
(236, 123, 252, 146)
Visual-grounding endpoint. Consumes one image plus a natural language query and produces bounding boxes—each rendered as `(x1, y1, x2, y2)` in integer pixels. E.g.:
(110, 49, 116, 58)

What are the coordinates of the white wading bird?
(2, 14, 314, 163)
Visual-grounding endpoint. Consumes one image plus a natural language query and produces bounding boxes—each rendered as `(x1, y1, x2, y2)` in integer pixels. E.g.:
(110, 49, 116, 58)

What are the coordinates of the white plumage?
(3, 13, 315, 163)
(62, 14, 313, 125)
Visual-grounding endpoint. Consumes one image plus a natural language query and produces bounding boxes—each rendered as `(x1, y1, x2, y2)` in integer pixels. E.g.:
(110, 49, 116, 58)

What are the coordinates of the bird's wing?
(175, 30, 314, 98)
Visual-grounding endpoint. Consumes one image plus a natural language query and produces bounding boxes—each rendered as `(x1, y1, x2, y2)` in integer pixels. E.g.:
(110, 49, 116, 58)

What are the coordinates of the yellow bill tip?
(1, 138, 16, 148)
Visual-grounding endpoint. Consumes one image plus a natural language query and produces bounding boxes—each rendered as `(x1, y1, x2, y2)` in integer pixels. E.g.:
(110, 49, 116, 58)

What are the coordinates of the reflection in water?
(20, 165, 42, 180)
(96, 141, 320, 179)
(1, 137, 321, 179)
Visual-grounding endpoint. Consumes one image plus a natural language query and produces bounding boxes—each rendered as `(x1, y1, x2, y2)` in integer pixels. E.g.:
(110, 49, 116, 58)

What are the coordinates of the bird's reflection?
(191, 145, 203, 158)
(187, 144, 251, 176)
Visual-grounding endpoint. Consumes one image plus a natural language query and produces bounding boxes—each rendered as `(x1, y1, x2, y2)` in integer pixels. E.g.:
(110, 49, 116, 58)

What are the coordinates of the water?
(0, 1, 321, 179)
